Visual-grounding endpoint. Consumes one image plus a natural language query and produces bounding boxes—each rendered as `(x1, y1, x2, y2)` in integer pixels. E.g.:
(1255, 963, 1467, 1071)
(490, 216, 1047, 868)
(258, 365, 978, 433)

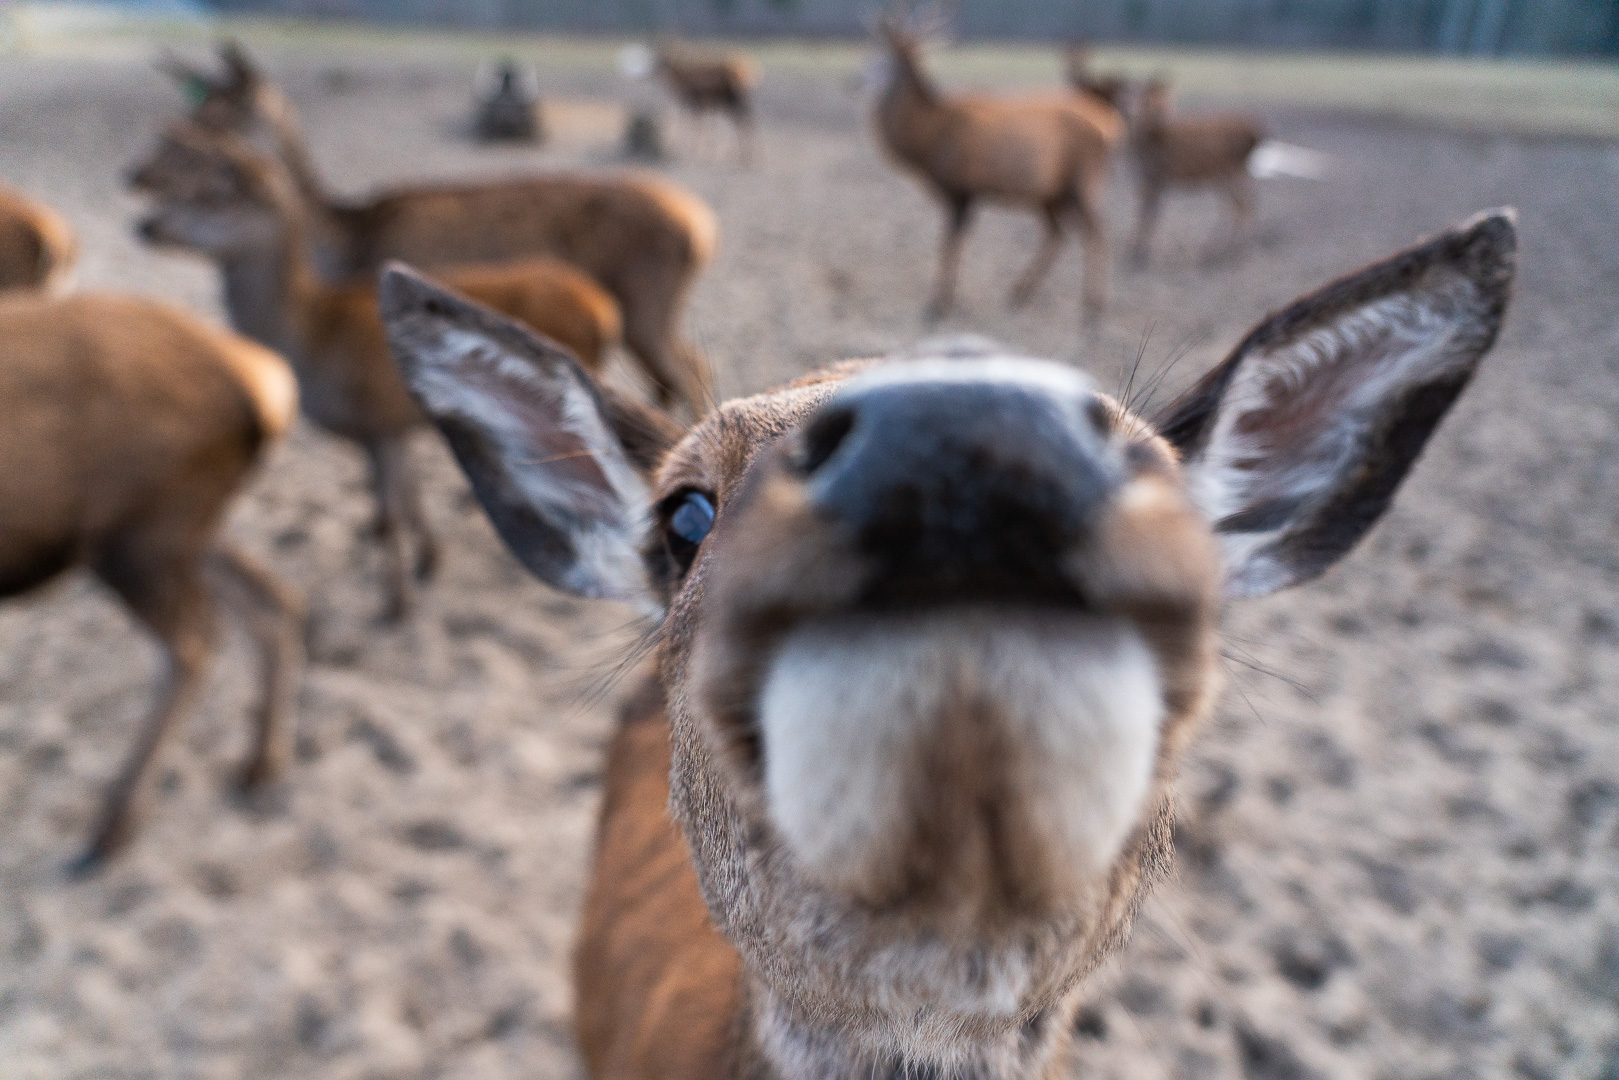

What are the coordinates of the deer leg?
(1075, 188, 1110, 325)
(72, 541, 215, 873)
(1130, 180, 1163, 268)
(733, 106, 754, 168)
(1007, 205, 1066, 309)
(1225, 175, 1256, 259)
(365, 437, 416, 622)
(208, 545, 305, 793)
(691, 109, 711, 163)
(926, 196, 973, 324)
(392, 447, 439, 582)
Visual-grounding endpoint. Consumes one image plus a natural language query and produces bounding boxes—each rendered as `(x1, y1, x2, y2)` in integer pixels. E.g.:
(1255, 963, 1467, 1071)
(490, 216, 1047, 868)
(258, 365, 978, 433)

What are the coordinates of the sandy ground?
(1, 33, 1617, 1080)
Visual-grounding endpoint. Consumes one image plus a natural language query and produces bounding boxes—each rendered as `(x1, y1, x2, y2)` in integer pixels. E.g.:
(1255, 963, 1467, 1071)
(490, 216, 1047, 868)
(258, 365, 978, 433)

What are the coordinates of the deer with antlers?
(2, 290, 303, 871)
(138, 42, 715, 415)
(870, 14, 1121, 324)
(379, 209, 1514, 1080)
(0, 185, 78, 294)
(136, 125, 623, 620)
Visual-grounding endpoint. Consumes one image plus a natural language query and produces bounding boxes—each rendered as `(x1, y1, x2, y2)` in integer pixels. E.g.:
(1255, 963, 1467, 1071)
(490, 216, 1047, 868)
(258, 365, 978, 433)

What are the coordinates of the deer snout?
(729, 360, 1165, 929)
(794, 359, 1123, 608)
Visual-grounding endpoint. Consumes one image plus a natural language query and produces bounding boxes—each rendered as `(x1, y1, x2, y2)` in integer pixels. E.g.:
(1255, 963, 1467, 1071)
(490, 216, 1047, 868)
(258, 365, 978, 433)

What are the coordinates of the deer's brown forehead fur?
(653, 358, 1187, 512)
(652, 362, 871, 503)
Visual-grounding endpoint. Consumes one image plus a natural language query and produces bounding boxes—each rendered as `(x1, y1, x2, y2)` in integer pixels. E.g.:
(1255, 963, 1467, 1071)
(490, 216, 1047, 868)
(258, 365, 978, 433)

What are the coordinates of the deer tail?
(1248, 140, 1330, 180)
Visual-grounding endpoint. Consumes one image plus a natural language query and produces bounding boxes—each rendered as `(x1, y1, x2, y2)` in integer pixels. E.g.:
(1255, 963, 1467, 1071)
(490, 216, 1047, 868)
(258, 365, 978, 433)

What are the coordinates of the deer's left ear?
(1154, 209, 1516, 599)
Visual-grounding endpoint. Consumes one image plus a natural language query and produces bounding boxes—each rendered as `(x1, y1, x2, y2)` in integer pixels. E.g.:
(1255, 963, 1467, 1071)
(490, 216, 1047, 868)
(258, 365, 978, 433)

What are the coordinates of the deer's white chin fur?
(758, 609, 1163, 911)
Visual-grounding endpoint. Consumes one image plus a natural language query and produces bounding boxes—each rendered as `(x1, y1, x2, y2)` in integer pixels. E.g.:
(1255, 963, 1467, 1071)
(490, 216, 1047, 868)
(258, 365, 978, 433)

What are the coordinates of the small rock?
(1072, 1006, 1107, 1040)
(1235, 1021, 1321, 1080)
(402, 819, 465, 852)
(1272, 927, 1352, 991)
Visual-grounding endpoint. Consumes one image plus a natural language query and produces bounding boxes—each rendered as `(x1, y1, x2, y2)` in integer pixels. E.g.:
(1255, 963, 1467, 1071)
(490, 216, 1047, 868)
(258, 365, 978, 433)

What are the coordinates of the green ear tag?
(183, 76, 212, 107)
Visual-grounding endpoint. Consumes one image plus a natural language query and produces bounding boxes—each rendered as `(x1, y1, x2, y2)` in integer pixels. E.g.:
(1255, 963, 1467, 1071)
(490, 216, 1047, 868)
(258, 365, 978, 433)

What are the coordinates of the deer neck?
(738, 985, 1075, 1080)
(215, 216, 327, 379)
(260, 102, 354, 277)
(876, 54, 949, 166)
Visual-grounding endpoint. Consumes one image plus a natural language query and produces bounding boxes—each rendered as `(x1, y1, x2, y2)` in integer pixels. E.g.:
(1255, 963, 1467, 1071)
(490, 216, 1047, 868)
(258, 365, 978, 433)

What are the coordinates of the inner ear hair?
(1154, 209, 1516, 460)
(1153, 208, 1515, 598)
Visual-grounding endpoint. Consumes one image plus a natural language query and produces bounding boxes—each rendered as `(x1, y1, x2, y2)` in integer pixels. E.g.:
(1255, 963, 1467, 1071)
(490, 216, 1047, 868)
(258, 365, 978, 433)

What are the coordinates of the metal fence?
(205, 0, 1619, 55)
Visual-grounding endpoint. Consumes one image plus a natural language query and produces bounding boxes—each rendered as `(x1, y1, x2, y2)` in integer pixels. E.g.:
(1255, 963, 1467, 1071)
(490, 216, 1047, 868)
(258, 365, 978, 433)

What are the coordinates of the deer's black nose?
(799, 362, 1120, 607)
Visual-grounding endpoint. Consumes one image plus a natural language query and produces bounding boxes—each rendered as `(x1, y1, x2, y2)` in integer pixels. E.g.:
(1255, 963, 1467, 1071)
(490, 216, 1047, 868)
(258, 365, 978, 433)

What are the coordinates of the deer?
(377, 207, 1515, 1080)
(643, 40, 759, 166)
(473, 60, 545, 144)
(1, 290, 303, 873)
(137, 41, 715, 415)
(0, 184, 78, 294)
(135, 124, 623, 620)
(1128, 77, 1327, 268)
(870, 15, 1122, 325)
(1063, 42, 1130, 115)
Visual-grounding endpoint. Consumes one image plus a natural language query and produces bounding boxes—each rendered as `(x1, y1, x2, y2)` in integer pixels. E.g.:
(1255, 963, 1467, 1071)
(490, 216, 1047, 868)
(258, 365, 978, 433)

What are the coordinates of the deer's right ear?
(379, 265, 659, 607)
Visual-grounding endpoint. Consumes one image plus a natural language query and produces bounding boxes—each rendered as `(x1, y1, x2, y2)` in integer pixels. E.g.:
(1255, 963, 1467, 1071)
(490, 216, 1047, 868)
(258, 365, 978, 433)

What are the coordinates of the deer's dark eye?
(662, 490, 715, 573)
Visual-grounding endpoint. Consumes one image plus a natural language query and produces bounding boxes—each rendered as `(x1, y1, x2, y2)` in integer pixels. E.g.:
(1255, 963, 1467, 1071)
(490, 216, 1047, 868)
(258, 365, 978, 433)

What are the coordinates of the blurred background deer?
(871, 11, 1121, 323)
(1129, 76, 1328, 266)
(139, 42, 715, 415)
(624, 39, 758, 166)
(0, 185, 77, 294)
(135, 125, 623, 620)
(1, 291, 302, 870)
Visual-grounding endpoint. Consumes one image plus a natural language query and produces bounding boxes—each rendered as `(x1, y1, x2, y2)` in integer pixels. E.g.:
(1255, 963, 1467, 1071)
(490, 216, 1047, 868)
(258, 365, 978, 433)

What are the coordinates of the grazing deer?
(1127, 77, 1324, 267)
(136, 125, 623, 620)
(137, 41, 715, 414)
(0, 185, 78, 294)
(1063, 42, 1130, 115)
(379, 209, 1515, 1080)
(871, 17, 1121, 323)
(1, 291, 303, 871)
(649, 40, 758, 166)
(474, 60, 545, 144)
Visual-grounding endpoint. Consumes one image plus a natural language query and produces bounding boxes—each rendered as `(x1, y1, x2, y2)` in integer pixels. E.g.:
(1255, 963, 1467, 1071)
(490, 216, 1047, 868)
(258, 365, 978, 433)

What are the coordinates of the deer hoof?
(65, 824, 128, 879)
(64, 847, 111, 880)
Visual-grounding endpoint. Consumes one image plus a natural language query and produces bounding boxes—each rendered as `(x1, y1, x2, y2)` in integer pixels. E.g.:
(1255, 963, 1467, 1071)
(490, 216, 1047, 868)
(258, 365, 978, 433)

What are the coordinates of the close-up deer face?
(380, 208, 1512, 1069)
(663, 356, 1216, 920)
